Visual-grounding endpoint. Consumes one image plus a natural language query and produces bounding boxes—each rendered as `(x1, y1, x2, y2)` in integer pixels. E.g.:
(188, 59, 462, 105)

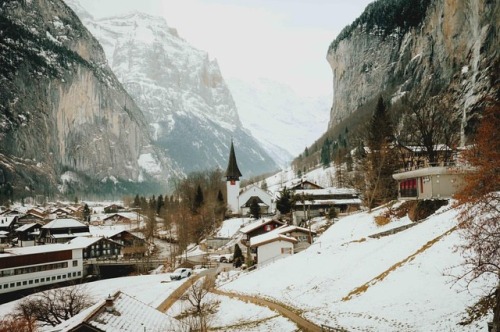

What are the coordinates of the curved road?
(212, 289, 322, 332)
(157, 269, 322, 331)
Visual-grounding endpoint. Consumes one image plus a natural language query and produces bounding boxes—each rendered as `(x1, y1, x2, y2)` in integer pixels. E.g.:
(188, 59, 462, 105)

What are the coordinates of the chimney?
(105, 294, 114, 312)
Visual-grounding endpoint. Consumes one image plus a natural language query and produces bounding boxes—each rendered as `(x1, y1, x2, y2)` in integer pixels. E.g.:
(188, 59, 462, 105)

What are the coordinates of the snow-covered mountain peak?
(65, 0, 277, 176)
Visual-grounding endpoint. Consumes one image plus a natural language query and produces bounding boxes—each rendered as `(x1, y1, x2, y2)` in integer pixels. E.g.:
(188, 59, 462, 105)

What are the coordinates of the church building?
(225, 140, 242, 215)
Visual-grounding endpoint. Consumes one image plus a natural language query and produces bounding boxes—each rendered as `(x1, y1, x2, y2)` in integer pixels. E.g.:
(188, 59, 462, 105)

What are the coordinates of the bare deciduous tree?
(183, 276, 219, 332)
(15, 285, 93, 327)
(453, 102, 500, 330)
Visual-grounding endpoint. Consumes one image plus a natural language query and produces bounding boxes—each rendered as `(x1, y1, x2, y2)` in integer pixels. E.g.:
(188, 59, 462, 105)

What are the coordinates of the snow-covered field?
(0, 202, 494, 331)
(220, 203, 493, 331)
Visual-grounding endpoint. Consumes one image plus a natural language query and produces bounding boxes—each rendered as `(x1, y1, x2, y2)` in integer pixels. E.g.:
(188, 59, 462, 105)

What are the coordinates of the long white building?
(0, 244, 83, 294)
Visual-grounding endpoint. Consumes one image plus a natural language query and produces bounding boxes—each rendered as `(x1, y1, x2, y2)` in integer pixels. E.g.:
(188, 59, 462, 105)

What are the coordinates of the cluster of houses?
(0, 204, 147, 295)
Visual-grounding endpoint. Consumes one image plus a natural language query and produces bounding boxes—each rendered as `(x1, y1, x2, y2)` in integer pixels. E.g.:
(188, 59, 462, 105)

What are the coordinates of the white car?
(170, 268, 193, 280)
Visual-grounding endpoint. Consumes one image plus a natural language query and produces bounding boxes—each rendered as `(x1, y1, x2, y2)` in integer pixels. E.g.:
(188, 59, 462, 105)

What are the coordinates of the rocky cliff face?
(327, 0, 499, 139)
(65, 3, 278, 176)
(0, 0, 175, 198)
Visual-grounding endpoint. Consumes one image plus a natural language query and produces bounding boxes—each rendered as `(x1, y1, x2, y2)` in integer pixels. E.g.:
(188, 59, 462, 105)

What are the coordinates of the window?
(72, 260, 78, 267)
(77, 271, 81, 276)
(72, 272, 76, 277)
(10, 283, 14, 287)
(281, 247, 292, 254)
(35, 279, 39, 283)
(40, 278, 45, 282)
(67, 273, 71, 278)
(62, 275, 66, 279)
(23, 281, 27, 285)
(52, 276, 56, 281)
(3, 284, 7, 289)
(17, 282, 21, 286)
(28, 280, 33, 285)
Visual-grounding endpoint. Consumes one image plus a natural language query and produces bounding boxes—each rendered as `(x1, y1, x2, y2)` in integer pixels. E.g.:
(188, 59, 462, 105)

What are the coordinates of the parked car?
(170, 268, 193, 280)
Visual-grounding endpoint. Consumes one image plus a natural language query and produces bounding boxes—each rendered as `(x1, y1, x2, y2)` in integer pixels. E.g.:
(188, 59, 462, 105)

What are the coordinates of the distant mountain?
(227, 77, 331, 160)
(66, 1, 278, 177)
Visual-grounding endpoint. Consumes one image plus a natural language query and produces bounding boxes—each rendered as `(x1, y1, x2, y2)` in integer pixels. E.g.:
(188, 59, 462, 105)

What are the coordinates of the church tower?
(225, 140, 242, 215)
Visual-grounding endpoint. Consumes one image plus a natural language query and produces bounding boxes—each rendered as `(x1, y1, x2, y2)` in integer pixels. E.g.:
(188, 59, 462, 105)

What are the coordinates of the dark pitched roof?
(225, 141, 242, 180)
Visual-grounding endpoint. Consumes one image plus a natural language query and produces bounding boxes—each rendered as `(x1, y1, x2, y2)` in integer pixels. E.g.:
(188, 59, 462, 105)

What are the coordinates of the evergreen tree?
(250, 198, 260, 219)
(83, 204, 91, 222)
(133, 194, 140, 208)
(156, 194, 164, 214)
(276, 187, 293, 214)
(233, 244, 244, 268)
(193, 185, 204, 212)
(364, 96, 398, 208)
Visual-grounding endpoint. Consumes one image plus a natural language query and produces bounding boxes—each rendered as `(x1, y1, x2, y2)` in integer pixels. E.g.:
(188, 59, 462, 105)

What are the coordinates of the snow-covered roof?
(66, 236, 122, 248)
(293, 187, 358, 197)
(66, 236, 102, 248)
(15, 223, 39, 232)
(250, 232, 297, 247)
(50, 291, 181, 332)
(42, 218, 87, 229)
(239, 218, 283, 234)
(89, 227, 126, 238)
(0, 216, 17, 227)
(295, 198, 363, 206)
(0, 243, 78, 258)
(275, 225, 316, 235)
(50, 232, 92, 239)
(402, 144, 451, 152)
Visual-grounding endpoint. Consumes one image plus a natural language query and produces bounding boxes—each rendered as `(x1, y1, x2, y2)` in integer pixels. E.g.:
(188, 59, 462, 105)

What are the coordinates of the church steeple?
(225, 140, 242, 182)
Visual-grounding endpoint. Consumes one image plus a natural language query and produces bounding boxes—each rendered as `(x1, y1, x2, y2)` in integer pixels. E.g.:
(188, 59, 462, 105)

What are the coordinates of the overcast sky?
(79, 0, 373, 97)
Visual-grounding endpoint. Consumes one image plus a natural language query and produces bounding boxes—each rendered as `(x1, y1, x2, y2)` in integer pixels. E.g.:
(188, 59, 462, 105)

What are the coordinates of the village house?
(292, 187, 362, 225)
(250, 232, 296, 267)
(0, 216, 18, 244)
(289, 179, 323, 190)
(14, 222, 43, 247)
(397, 144, 454, 171)
(67, 236, 123, 260)
(239, 219, 285, 246)
(250, 224, 316, 267)
(392, 145, 470, 200)
(52, 291, 181, 331)
(17, 211, 46, 224)
(39, 218, 91, 244)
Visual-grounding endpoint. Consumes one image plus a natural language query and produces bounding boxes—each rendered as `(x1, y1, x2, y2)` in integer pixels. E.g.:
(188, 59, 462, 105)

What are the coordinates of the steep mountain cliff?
(0, 0, 176, 199)
(66, 2, 278, 176)
(327, 0, 499, 139)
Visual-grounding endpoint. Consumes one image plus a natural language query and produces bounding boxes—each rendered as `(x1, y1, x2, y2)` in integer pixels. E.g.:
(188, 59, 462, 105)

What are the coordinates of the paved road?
(156, 269, 216, 312)
(211, 289, 322, 332)
(157, 269, 322, 331)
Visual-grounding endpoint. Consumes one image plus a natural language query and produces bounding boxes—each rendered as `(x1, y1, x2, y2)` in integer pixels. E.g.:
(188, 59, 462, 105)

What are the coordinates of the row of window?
(0, 260, 78, 278)
(0, 271, 82, 290)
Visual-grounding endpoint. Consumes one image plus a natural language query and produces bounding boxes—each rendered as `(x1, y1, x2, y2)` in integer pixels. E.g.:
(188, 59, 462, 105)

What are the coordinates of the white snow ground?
(0, 202, 494, 331)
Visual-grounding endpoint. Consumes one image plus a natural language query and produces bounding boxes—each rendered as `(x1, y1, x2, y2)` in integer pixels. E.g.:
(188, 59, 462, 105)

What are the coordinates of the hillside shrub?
(408, 199, 448, 221)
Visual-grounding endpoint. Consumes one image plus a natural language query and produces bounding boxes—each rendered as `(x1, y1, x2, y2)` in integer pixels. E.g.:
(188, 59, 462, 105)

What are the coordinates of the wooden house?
(239, 219, 285, 245)
(39, 218, 91, 244)
(67, 236, 123, 260)
(15, 223, 43, 247)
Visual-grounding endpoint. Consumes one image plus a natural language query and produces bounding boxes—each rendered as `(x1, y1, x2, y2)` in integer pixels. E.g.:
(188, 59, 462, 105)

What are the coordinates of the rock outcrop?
(0, 0, 174, 198)
(327, 0, 499, 139)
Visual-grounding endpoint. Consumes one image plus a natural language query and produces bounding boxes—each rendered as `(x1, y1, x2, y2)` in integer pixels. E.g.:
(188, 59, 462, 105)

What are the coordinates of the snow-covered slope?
(221, 204, 494, 331)
(65, 1, 278, 176)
